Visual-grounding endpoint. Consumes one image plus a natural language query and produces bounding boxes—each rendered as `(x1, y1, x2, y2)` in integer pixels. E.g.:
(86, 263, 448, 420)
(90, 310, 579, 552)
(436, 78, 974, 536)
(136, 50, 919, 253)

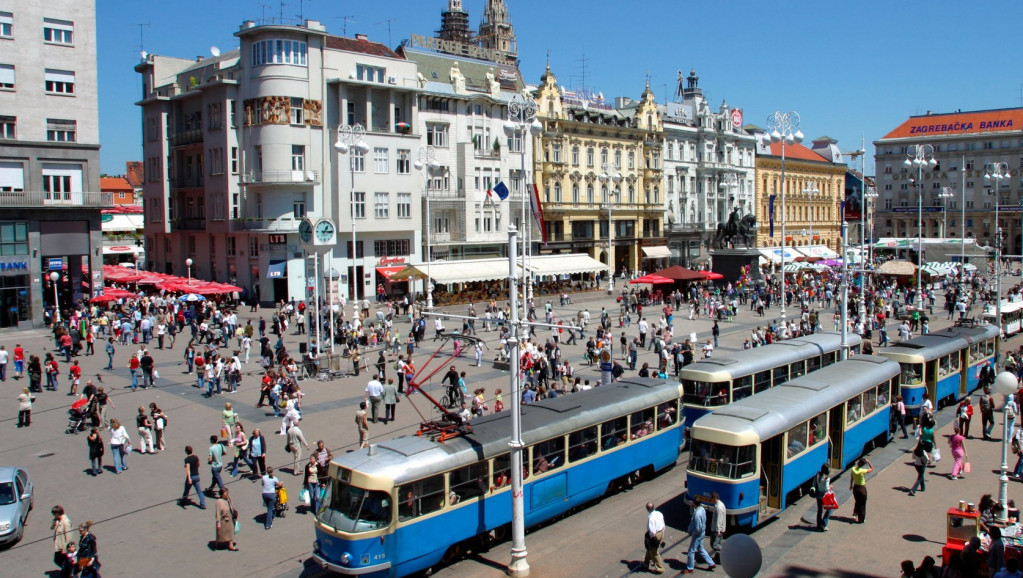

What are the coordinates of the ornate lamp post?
(599, 163, 622, 292)
(334, 123, 371, 317)
(995, 371, 1019, 523)
(859, 186, 878, 321)
(905, 144, 936, 308)
(766, 111, 803, 324)
(185, 257, 193, 282)
(503, 95, 542, 306)
(414, 145, 440, 309)
(938, 186, 955, 239)
(49, 271, 61, 323)
(986, 161, 1011, 346)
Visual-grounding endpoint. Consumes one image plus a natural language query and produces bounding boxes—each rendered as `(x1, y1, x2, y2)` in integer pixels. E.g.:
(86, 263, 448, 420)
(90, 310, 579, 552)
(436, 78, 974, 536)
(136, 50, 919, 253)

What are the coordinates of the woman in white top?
(108, 418, 131, 473)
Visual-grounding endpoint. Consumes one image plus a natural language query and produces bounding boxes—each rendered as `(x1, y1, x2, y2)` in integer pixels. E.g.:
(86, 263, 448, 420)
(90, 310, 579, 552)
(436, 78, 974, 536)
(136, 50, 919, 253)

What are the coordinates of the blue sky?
(96, 0, 1023, 175)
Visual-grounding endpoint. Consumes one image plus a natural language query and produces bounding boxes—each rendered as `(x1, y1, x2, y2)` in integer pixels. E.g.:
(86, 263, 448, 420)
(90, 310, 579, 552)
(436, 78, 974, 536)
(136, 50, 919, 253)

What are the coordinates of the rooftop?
(881, 107, 1023, 140)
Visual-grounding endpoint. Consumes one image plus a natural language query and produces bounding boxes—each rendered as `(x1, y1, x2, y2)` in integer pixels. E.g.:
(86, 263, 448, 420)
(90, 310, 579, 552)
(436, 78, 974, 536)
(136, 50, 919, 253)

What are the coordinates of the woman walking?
(87, 428, 105, 475)
(849, 456, 873, 523)
(813, 464, 831, 531)
(303, 454, 321, 514)
(908, 441, 929, 496)
(27, 355, 41, 393)
(16, 387, 34, 427)
(949, 425, 969, 480)
(260, 467, 282, 530)
(135, 407, 155, 454)
(77, 521, 100, 578)
(214, 488, 239, 551)
(108, 418, 131, 474)
(149, 403, 167, 451)
(229, 423, 254, 477)
(51, 505, 73, 568)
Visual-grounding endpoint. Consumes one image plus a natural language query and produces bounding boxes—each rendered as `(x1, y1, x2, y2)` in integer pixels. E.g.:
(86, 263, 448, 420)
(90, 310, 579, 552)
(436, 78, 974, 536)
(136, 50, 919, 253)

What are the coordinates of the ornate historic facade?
(533, 66, 666, 276)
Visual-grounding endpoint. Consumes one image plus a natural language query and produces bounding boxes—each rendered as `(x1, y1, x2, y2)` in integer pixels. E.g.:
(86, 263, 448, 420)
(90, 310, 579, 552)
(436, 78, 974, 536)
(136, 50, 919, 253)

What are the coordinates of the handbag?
(821, 490, 839, 510)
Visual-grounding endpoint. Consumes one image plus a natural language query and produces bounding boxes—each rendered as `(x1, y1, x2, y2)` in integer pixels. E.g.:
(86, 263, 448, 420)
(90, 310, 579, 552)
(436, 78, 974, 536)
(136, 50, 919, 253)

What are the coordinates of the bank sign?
(884, 109, 1023, 139)
(0, 261, 28, 273)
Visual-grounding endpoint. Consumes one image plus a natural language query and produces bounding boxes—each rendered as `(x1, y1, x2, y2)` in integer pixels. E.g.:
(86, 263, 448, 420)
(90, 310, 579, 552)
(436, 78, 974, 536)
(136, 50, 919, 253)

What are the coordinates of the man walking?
(980, 386, 995, 440)
(643, 502, 665, 574)
(365, 374, 384, 423)
(179, 445, 206, 509)
(287, 423, 310, 475)
(205, 435, 226, 496)
(684, 501, 716, 574)
(710, 492, 727, 562)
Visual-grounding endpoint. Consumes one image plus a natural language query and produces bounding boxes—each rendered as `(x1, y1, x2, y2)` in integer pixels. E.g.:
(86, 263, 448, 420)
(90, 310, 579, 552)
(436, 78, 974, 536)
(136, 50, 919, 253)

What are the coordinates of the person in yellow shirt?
(849, 456, 874, 523)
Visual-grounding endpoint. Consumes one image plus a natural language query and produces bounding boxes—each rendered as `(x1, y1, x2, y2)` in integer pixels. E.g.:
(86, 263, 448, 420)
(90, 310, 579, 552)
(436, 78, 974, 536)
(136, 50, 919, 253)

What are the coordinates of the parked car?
(0, 467, 33, 546)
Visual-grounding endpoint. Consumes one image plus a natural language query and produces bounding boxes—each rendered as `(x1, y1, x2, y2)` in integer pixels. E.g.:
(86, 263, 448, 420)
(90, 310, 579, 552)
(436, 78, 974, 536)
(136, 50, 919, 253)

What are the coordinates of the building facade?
(533, 66, 666, 276)
(0, 0, 107, 329)
(874, 108, 1023, 253)
(662, 70, 756, 265)
(752, 133, 847, 255)
(136, 20, 422, 305)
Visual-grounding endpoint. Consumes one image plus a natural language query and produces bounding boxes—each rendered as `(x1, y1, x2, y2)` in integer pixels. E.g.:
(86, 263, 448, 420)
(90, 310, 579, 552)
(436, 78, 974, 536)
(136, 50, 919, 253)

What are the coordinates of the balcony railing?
(241, 169, 320, 185)
(169, 129, 203, 147)
(171, 218, 207, 231)
(235, 216, 301, 232)
(474, 148, 501, 160)
(0, 191, 113, 208)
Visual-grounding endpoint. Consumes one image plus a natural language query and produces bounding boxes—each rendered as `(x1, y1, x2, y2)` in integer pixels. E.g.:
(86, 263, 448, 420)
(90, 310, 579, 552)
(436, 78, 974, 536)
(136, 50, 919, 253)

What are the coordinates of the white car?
(0, 467, 33, 546)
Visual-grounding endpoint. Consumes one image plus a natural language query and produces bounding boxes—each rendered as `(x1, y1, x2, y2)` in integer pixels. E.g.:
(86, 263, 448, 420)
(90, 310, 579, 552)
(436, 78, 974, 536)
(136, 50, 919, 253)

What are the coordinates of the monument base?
(709, 247, 765, 286)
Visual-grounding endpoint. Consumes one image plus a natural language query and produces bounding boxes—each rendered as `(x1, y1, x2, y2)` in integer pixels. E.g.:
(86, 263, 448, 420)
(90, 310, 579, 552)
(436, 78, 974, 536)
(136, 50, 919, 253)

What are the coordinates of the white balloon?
(721, 533, 762, 578)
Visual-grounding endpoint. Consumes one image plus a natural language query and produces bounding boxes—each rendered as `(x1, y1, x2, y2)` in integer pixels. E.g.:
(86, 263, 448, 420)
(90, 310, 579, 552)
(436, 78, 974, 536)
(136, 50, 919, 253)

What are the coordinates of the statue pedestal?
(710, 247, 765, 287)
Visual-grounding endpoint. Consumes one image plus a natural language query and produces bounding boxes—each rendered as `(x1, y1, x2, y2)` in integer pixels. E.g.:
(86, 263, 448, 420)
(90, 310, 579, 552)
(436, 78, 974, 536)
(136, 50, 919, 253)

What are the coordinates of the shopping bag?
(220, 426, 229, 439)
(931, 447, 942, 463)
(964, 461, 972, 474)
(299, 488, 311, 507)
(234, 520, 240, 535)
(821, 490, 839, 510)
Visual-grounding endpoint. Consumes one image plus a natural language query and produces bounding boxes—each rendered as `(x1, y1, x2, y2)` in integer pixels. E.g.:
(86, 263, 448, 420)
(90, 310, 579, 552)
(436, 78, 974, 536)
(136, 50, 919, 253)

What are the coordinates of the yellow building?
(753, 136, 847, 255)
(533, 66, 666, 276)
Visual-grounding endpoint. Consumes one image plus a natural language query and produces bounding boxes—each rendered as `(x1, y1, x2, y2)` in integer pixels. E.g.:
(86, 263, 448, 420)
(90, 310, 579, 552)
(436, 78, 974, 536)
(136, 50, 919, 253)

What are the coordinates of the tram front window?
(683, 380, 728, 407)
(900, 363, 923, 386)
(690, 439, 756, 479)
(317, 479, 392, 533)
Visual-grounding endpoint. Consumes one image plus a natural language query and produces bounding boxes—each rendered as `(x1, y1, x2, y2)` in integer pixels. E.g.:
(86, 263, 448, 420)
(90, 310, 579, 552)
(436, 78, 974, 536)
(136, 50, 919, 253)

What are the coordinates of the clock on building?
(314, 218, 336, 245)
(298, 218, 314, 244)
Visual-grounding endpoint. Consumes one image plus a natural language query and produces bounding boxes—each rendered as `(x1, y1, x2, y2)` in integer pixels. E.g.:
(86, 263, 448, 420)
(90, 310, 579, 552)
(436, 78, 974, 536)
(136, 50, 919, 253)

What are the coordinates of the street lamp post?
(766, 111, 804, 325)
(802, 181, 820, 242)
(335, 123, 371, 317)
(860, 186, 878, 321)
(503, 95, 542, 309)
(185, 258, 193, 282)
(986, 162, 1012, 347)
(414, 146, 440, 309)
(938, 186, 955, 239)
(905, 144, 936, 309)
(995, 371, 1019, 523)
(49, 271, 61, 324)
(599, 163, 622, 293)
(505, 225, 529, 577)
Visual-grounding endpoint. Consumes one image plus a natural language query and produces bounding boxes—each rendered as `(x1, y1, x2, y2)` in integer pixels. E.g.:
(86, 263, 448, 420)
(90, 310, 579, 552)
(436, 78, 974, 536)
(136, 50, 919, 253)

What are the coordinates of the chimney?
(196, 56, 203, 62)
(355, 33, 368, 41)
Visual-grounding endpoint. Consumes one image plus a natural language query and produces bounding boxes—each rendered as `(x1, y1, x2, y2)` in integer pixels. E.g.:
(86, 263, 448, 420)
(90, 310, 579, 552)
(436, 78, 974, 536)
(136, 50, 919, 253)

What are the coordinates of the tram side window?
(790, 360, 806, 379)
(864, 388, 877, 415)
(754, 371, 772, 394)
(847, 396, 863, 424)
(397, 475, 446, 521)
(938, 355, 951, 377)
(569, 426, 599, 462)
(631, 408, 656, 439)
(986, 339, 996, 357)
(690, 440, 756, 479)
(809, 413, 827, 445)
(900, 363, 923, 385)
(683, 380, 727, 407)
(822, 352, 837, 367)
(532, 437, 565, 475)
(657, 400, 679, 429)
(786, 422, 808, 459)
(602, 417, 629, 450)
(773, 366, 789, 385)
(733, 376, 753, 402)
(807, 356, 822, 373)
(950, 353, 961, 373)
(449, 462, 489, 504)
(969, 344, 979, 364)
(493, 454, 512, 488)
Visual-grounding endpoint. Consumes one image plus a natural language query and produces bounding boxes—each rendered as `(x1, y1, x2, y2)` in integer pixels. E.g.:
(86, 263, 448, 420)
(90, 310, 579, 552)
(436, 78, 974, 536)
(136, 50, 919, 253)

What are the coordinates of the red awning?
(376, 266, 406, 280)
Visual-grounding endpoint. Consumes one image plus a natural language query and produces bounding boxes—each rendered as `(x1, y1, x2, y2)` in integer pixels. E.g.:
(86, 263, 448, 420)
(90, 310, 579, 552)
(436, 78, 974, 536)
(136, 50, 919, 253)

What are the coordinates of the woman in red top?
(957, 398, 974, 439)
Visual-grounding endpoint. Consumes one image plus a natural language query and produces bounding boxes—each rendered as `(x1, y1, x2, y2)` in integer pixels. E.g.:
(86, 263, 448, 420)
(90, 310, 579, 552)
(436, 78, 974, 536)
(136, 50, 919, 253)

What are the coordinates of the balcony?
(171, 218, 207, 231)
(667, 222, 713, 233)
(241, 169, 320, 185)
(169, 176, 204, 190)
(474, 148, 501, 160)
(235, 216, 302, 232)
(169, 129, 203, 147)
(0, 191, 112, 208)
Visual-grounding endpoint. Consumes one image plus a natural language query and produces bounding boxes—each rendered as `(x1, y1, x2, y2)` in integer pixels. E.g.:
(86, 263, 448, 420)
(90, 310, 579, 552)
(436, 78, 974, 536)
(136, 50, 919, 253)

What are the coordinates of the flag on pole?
(492, 181, 509, 201)
(530, 183, 548, 245)
(768, 194, 776, 238)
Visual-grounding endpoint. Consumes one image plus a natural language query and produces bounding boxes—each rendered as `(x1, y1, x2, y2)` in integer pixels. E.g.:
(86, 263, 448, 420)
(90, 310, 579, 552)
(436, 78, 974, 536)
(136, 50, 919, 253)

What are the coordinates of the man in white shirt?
(644, 502, 665, 574)
(364, 375, 385, 423)
(0, 345, 8, 382)
(710, 492, 727, 563)
(702, 340, 714, 359)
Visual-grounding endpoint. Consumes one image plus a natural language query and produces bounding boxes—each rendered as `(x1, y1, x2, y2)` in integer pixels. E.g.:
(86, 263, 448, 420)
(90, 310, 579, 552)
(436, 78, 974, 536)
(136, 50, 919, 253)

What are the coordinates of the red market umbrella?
(629, 274, 675, 285)
(650, 265, 708, 281)
(701, 271, 724, 280)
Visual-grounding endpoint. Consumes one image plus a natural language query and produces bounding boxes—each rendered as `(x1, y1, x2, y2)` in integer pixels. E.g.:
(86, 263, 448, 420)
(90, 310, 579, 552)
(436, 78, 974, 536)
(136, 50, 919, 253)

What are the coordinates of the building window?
(373, 239, 410, 257)
(397, 192, 411, 218)
(229, 100, 236, 127)
(45, 118, 76, 142)
(353, 192, 366, 219)
(41, 163, 82, 200)
(289, 97, 303, 125)
(552, 143, 562, 163)
(291, 145, 305, 171)
(507, 131, 522, 153)
(0, 161, 24, 192)
(208, 103, 222, 129)
(374, 148, 388, 173)
(44, 69, 75, 94)
(426, 123, 448, 147)
(251, 39, 307, 67)
(350, 148, 365, 173)
(0, 116, 14, 139)
(356, 64, 385, 83)
(226, 236, 236, 256)
(0, 64, 13, 90)
(208, 148, 224, 175)
(230, 147, 238, 174)
(571, 146, 579, 166)
(292, 200, 306, 218)
(43, 18, 74, 45)
(146, 117, 158, 141)
(396, 149, 410, 174)
(374, 192, 389, 218)
(0, 12, 11, 38)
(0, 222, 28, 256)
(628, 151, 635, 169)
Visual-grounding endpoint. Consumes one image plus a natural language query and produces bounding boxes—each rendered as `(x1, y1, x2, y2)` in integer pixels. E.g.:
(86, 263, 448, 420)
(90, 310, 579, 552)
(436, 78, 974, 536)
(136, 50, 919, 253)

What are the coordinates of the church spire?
(479, 0, 518, 66)
(437, 0, 472, 44)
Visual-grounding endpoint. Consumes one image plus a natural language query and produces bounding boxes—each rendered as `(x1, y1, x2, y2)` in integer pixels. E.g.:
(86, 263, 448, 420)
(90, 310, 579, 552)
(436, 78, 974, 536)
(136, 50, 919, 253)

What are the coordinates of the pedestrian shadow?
(902, 533, 945, 545)
(777, 564, 887, 577)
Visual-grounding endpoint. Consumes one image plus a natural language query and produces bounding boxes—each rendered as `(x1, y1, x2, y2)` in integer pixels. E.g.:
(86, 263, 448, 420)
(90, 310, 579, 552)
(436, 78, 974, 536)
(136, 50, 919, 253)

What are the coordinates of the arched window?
(572, 184, 579, 204)
(554, 182, 562, 202)
(587, 184, 594, 205)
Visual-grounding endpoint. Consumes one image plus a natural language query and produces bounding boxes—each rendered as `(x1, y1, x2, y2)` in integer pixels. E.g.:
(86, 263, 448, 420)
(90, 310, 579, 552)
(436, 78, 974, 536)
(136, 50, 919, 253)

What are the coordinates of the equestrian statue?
(713, 208, 757, 248)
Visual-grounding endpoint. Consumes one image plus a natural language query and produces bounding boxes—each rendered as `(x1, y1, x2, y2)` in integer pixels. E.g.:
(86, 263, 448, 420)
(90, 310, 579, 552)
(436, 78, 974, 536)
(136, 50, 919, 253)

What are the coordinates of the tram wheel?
(440, 541, 465, 565)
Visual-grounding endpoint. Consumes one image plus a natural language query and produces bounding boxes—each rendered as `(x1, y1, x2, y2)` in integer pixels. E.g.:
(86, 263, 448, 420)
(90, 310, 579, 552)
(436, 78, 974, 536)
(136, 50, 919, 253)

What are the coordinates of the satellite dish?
(210, 46, 221, 57)
(140, 50, 148, 60)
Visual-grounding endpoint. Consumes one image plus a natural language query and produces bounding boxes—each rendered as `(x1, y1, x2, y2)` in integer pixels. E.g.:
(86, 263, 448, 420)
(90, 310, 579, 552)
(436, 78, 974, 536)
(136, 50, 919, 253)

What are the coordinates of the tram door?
(762, 436, 783, 510)
(926, 360, 939, 407)
(828, 405, 845, 470)
(958, 351, 969, 399)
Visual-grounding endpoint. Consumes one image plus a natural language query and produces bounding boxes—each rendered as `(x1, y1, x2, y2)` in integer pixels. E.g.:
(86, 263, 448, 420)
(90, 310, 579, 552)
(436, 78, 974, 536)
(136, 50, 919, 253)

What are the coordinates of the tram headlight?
(340, 552, 352, 565)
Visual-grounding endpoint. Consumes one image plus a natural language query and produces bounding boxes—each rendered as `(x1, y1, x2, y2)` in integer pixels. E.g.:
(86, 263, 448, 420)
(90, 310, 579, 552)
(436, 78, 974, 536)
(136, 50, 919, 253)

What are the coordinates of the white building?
(661, 70, 756, 266)
(136, 20, 423, 304)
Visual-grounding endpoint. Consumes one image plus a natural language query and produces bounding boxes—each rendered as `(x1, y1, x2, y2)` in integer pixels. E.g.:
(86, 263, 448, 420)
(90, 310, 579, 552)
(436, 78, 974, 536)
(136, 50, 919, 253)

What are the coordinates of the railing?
(169, 177, 204, 189)
(171, 218, 207, 231)
(474, 148, 501, 160)
(241, 169, 319, 184)
(170, 129, 203, 147)
(0, 191, 113, 208)
(235, 217, 301, 231)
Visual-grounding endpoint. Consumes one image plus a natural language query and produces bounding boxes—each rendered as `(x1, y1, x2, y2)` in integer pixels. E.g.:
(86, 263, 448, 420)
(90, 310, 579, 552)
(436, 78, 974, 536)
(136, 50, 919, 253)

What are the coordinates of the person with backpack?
(813, 464, 832, 531)
(908, 441, 930, 496)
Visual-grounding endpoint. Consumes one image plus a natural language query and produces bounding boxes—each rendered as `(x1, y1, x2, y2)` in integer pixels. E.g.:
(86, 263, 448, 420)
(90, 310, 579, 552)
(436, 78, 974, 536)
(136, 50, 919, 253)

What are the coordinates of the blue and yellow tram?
(878, 324, 998, 415)
(678, 332, 861, 425)
(312, 377, 685, 577)
(686, 356, 899, 528)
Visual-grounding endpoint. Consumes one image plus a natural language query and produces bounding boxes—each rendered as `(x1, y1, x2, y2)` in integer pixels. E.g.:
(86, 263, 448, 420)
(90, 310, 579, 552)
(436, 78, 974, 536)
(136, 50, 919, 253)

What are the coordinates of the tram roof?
(879, 327, 984, 362)
(690, 357, 900, 444)
(333, 377, 683, 484)
(943, 324, 1000, 343)
(678, 332, 861, 381)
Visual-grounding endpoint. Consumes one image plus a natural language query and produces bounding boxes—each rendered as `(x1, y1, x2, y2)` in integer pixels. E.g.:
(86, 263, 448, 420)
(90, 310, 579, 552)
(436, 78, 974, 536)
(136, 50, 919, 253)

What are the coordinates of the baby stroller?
(65, 398, 89, 434)
(274, 485, 289, 518)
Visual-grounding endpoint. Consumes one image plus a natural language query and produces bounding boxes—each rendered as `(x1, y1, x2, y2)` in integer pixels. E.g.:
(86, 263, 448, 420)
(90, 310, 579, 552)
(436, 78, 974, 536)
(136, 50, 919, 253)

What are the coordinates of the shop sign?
(48, 258, 63, 270)
(0, 261, 28, 273)
(377, 256, 407, 266)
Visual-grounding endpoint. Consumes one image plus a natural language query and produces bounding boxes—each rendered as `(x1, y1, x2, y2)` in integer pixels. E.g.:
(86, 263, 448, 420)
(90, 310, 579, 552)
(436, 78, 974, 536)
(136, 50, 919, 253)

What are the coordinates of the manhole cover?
(38, 453, 56, 458)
